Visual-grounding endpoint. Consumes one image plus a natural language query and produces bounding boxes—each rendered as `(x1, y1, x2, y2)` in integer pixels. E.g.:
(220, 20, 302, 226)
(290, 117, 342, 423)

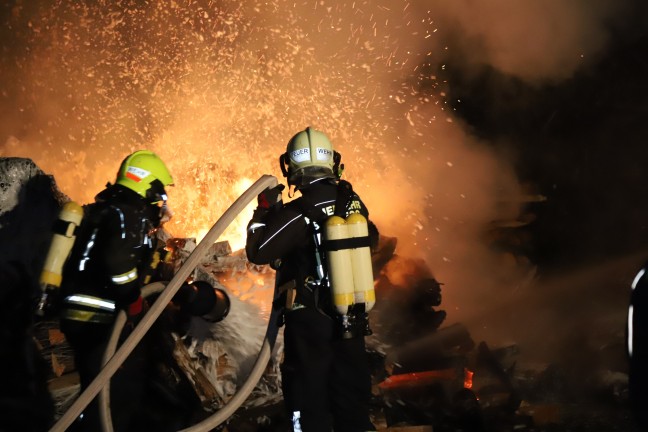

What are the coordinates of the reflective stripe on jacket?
(60, 294, 117, 324)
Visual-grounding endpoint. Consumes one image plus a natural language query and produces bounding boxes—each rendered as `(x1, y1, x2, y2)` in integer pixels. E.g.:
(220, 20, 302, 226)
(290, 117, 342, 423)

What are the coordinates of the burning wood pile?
(362, 252, 635, 432)
(157, 233, 284, 412)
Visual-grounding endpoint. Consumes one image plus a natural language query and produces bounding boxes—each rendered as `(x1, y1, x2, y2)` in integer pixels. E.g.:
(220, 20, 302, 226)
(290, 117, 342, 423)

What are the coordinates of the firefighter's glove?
(125, 295, 149, 331)
(257, 184, 285, 210)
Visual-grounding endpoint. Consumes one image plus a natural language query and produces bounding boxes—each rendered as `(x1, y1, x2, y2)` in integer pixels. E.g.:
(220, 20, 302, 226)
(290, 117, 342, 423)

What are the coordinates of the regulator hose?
(50, 174, 278, 432)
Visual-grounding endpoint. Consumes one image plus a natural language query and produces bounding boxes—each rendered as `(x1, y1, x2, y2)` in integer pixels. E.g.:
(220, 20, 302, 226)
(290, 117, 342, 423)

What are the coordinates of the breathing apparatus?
(36, 201, 84, 317)
(281, 127, 374, 338)
(323, 210, 375, 338)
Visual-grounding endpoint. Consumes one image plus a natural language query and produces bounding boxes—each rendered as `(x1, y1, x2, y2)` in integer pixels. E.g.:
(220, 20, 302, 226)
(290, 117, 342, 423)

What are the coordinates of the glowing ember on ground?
(378, 369, 457, 390)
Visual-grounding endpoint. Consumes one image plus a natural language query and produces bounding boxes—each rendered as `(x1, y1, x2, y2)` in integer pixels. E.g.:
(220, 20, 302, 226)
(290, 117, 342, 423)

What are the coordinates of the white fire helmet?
(280, 127, 341, 186)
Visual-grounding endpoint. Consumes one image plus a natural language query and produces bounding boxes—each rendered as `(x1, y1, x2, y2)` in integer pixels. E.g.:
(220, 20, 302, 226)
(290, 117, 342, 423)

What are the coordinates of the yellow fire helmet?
(280, 127, 342, 186)
(115, 150, 174, 202)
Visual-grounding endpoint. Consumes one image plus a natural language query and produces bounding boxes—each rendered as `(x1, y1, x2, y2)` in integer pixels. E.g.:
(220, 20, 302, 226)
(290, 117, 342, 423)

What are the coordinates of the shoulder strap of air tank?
(334, 179, 354, 218)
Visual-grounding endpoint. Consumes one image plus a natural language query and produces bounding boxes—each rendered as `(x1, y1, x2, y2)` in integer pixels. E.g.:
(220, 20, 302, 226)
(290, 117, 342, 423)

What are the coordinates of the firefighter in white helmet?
(246, 127, 379, 432)
(59, 150, 174, 431)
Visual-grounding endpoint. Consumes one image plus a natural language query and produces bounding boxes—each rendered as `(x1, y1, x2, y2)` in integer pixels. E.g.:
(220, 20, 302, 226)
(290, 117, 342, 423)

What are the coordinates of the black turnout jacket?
(60, 185, 158, 324)
(246, 178, 377, 315)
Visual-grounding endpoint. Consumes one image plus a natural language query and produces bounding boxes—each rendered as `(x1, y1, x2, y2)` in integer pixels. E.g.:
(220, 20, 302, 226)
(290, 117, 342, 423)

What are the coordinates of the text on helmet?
(316, 147, 333, 161)
(126, 166, 151, 182)
(290, 148, 310, 163)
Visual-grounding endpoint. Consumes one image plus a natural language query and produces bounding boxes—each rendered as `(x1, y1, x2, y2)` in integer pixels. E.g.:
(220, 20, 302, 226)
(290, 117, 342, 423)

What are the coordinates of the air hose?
(50, 174, 279, 432)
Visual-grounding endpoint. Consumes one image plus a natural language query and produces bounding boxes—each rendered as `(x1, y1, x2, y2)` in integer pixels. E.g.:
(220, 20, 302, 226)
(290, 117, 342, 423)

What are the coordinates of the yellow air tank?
(36, 201, 83, 316)
(325, 215, 355, 315)
(346, 213, 375, 312)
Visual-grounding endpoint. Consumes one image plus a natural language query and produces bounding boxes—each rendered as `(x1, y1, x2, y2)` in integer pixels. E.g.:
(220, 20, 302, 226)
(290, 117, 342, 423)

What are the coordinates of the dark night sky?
(444, 12, 648, 273)
(405, 1, 648, 367)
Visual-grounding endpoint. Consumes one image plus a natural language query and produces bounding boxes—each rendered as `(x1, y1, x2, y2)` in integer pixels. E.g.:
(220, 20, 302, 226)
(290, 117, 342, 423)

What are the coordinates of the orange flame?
(177, 176, 257, 251)
(214, 268, 275, 314)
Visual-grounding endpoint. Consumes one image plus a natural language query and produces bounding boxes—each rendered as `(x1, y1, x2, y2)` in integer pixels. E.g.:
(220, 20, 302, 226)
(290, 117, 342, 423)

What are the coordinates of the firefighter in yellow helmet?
(246, 128, 379, 432)
(59, 150, 174, 431)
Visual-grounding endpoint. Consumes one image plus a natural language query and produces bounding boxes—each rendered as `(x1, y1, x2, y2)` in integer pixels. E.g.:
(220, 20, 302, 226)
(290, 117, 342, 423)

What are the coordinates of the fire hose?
(50, 174, 279, 432)
(98, 281, 165, 432)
